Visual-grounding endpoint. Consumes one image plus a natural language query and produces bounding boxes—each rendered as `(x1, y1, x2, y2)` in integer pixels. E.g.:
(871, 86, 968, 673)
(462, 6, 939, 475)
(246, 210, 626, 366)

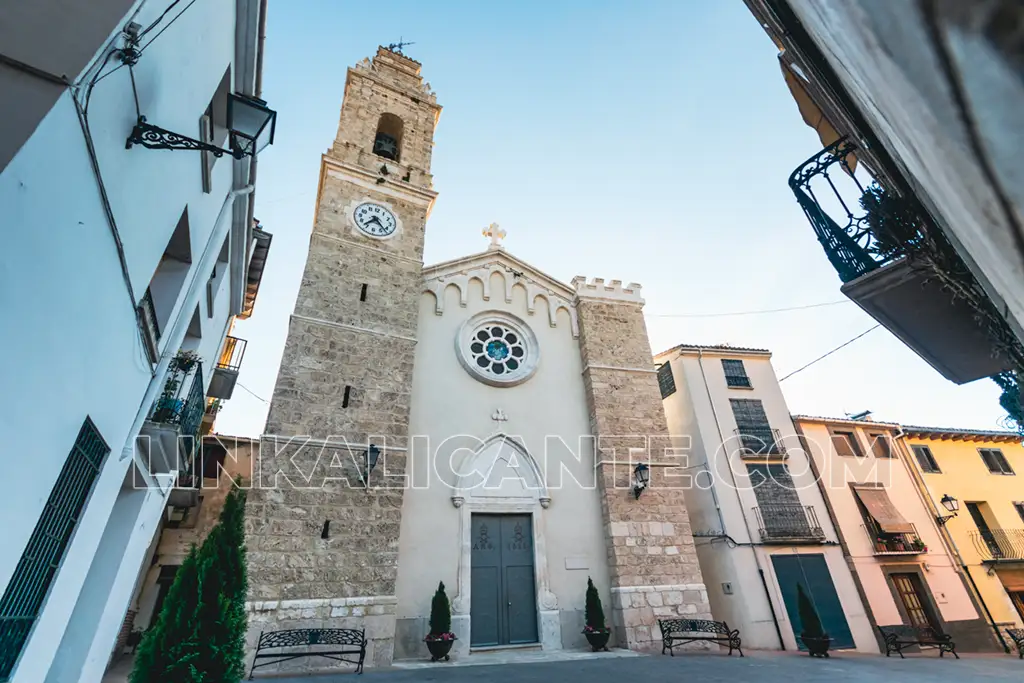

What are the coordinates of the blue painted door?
(771, 554, 854, 650)
(470, 514, 538, 646)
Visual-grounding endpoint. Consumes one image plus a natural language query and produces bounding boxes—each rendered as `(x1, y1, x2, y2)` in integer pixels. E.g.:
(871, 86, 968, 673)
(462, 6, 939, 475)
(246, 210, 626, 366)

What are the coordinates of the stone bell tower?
(245, 47, 441, 671)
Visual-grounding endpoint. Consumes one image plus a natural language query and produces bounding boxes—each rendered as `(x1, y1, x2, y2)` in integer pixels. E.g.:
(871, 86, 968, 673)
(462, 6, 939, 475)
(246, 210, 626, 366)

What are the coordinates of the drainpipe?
(893, 429, 1009, 653)
(119, 185, 255, 481)
(696, 348, 785, 650)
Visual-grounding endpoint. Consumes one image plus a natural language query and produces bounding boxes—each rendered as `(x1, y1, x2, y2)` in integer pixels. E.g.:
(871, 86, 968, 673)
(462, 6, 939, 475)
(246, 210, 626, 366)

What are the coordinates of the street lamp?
(633, 462, 650, 500)
(936, 493, 959, 526)
(126, 93, 277, 160)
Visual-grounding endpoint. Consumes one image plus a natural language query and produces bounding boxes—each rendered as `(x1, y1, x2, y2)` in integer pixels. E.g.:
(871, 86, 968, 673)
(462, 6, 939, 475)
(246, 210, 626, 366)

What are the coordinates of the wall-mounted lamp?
(126, 93, 277, 160)
(633, 462, 650, 500)
(936, 493, 959, 526)
(363, 444, 381, 489)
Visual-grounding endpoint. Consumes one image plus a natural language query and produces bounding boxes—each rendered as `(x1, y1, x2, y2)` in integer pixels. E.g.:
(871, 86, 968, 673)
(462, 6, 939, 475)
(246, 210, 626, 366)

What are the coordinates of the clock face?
(353, 202, 398, 238)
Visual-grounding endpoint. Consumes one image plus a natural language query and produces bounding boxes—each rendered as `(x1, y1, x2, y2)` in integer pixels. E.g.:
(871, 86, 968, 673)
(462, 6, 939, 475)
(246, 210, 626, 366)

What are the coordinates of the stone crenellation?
(571, 276, 644, 304)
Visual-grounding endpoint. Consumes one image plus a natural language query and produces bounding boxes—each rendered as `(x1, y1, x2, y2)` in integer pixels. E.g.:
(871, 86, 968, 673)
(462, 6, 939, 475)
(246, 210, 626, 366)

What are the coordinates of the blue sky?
(216, 0, 1008, 437)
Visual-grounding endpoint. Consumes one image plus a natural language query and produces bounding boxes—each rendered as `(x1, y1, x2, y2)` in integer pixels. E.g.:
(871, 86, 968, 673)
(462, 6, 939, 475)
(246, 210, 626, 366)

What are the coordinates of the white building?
(654, 344, 878, 653)
(0, 1, 273, 681)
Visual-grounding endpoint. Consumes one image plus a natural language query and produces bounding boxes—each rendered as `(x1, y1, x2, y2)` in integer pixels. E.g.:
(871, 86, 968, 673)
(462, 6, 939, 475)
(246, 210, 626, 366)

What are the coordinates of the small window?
(200, 68, 231, 193)
(0, 419, 110, 679)
(868, 432, 893, 458)
(1014, 502, 1024, 524)
(912, 445, 941, 473)
(657, 363, 676, 399)
(721, 359, 752, 388)
(979, 448, 1014, 475)
(830, 429, 863, 457)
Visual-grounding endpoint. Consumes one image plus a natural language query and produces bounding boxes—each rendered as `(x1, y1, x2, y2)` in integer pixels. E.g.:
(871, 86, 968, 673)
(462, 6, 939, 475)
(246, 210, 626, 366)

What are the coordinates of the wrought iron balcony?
(753, 504, 825, 543)
(788, 137, 1013, 384)
(789, 138, 920, 284)
(970, 528, 1024, 562)
(208, 336, 246, 399)
(151, 362, 205, 441)
(864, 518, 927, 554)
(139, 362, 205, 474)
(735, 427, 787, 457)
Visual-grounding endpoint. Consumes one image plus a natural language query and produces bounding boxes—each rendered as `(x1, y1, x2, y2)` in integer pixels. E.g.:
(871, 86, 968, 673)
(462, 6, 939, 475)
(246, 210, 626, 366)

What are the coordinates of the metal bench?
(1007, 628, 1024, 659)
(658, 618, 743, 656)
(877, 625, 958, 659)
(248, 627, 366, 678)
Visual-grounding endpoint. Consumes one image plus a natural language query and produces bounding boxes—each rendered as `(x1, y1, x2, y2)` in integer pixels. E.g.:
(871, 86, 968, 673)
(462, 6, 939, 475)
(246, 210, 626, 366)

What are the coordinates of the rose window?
(457, 313, 538, 387)
(470, 325, 525, 376)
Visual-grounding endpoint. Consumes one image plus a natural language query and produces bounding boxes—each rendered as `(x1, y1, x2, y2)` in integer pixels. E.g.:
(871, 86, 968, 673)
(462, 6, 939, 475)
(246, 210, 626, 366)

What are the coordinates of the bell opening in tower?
(373, 113, 404, 161)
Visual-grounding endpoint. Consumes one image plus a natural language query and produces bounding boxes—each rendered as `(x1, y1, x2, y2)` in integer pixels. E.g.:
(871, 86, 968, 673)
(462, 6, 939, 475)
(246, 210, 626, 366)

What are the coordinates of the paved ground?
(263, 650, 1022, 683)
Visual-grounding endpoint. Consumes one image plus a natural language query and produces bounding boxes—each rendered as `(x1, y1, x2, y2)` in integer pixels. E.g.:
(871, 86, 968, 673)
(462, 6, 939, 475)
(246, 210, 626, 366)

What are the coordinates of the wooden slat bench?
(658, 618, 743, 656)
(248, 627, 366, 678)
(1007, 628, 1024, 659)
(877, 625, 958, 659)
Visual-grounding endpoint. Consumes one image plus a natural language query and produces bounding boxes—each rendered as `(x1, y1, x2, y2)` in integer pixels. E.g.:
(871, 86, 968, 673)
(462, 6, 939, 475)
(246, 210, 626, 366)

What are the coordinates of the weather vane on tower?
(386, 38, 416, 55)
(483, 222, 506, 250)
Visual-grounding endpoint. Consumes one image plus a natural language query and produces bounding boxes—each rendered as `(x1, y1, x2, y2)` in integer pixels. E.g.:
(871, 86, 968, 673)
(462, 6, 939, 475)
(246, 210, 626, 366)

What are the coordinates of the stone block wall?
(574, 278, 711, 651)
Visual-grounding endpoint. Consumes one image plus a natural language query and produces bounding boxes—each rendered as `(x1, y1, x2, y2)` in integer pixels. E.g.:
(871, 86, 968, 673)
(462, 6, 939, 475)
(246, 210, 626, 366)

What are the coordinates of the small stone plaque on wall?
(565, 556, 589, 570)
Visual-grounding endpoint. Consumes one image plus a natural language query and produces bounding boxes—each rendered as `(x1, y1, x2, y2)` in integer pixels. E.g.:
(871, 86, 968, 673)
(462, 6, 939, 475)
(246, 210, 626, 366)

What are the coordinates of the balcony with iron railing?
(138, 360, 205, 475)
(788, 137, 1014, 384)
(208, 335, 247, 399)
(753, 504, 825, 543)
(735, 427, 787, 457)
(970, 528, 1024, 563)
(864, 517, 927, 555)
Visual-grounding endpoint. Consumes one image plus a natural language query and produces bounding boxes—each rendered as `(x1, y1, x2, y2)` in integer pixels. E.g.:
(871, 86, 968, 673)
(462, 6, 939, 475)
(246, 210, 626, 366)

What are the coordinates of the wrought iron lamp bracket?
(935, 513, 956, 526)
(125, 116, 239, 159)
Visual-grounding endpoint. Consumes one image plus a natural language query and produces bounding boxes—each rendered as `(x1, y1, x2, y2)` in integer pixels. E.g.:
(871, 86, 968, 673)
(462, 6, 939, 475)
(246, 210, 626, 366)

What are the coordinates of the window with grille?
(721, 359, 751, 388)
(830, 429, 863, 457)
(911, 445, 940, 473)
(0, 418, 109, 679)
(731, 399, 780, 454)
(868, 432, 893, 458)
(979, 448, 1014, 475)
(657, 362, 676, 399)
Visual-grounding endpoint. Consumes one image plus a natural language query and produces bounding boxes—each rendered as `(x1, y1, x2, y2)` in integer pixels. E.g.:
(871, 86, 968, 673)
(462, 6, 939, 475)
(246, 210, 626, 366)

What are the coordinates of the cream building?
(243, 46, 710, 673)
(655, 344, 877, 653)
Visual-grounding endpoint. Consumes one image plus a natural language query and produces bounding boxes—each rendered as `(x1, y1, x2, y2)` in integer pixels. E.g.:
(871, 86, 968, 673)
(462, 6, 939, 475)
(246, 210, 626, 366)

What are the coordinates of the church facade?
(245, 47, 710, 671)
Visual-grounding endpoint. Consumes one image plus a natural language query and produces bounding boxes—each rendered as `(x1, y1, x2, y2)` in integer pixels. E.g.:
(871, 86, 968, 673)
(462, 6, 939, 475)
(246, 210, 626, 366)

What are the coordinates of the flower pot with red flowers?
(581, 577, 611, 652)
(424, 582, 456, 661)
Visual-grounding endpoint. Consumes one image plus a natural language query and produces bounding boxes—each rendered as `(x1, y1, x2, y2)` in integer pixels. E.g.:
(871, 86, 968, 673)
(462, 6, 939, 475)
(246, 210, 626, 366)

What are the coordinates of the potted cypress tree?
(797, 583, 831, 657)
(581, 577, 611, 651)
(424, 582, 456, 661)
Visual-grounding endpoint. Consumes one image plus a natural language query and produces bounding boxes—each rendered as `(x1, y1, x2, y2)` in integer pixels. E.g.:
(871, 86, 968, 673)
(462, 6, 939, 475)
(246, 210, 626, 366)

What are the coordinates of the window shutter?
(657, 363, 676, 399)
(721, 359, 752, 388)
(831, 430, 862, 457)
(0, 419, 110, 679)
(912, 445, 939, 473)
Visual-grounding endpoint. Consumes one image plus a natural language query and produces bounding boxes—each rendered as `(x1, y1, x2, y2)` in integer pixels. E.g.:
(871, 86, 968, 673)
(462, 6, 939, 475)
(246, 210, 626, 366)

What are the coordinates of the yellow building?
(901, 425, 1024, 648)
